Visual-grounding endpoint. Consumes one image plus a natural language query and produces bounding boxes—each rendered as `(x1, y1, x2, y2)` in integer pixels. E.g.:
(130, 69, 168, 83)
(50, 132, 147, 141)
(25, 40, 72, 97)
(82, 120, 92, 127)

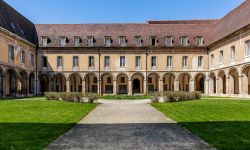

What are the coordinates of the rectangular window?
(121, 77, 125, 83)
(73, 37, 80, 46)
(104, 56, 110, 67)
(220, 50, 224, 63)
(135, 56, 141, 68)
(59, 37, 66, 47)
(89, 56, 94, 67)
(57, 56, 63, 68)
(21, 51, 25, 64)
(30, 53, 34, 66)
(104, 37, 111, 46)
(151, 56, 157, 67)
(119, 36, 126, 46)
(135, 36, 141, 46)
(107, 77, 112, 84)
(165, 36, 173, 46)
(8, 45, 15, 62)
(246, 41, 250, 57)
(167, 56, 172, 67)
(182, 56, 188, 67)
(231, 46, 236, 60)
(198, 56, 203, 67)
(87, 36, 94, 46)
(150, 37, 157, 46)
(181, 37, 188, 46)
(73, 56, 79, 67)
(120, 56, 125, 67)
(211, 54, 214, 66)
(93, 77, 97, 84)
(41, 36, 47, 46)
(42, 56, 47, 68)
(196, 37, 204, 46)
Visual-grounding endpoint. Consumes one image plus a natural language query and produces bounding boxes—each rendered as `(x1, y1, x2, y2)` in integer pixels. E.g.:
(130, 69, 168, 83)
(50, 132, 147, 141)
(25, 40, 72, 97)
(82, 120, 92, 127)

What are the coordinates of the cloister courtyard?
(1, 96, 250, 150)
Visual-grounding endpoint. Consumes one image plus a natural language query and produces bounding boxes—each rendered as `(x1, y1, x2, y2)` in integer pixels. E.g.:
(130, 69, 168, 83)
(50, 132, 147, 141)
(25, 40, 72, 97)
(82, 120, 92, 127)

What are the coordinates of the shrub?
(149, 92, 161, 103)
(44, 92, 59, 100)
(160, 91, 201, 103)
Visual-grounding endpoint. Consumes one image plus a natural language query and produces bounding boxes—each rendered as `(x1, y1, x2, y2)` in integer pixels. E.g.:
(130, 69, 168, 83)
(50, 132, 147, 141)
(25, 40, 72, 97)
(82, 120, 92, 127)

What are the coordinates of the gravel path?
(46, 100, 214, 150)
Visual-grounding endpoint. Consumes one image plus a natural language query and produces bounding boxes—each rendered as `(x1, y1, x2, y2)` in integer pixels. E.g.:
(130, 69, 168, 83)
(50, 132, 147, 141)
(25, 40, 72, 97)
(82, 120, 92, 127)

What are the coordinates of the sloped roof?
(0, 0, 37, 44)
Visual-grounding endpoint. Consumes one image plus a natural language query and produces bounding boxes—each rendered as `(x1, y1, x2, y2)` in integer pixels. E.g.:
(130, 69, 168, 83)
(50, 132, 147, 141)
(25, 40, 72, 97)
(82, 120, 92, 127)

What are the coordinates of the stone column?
(159, 79, 163, 93)
(128, 80, 132, 95)
(66, 80, 70, 92)
(226, 76, 230, 95)
(2, 76, 6, 98)
(216, 77, 220, 94)
(174, 79, 179, 91)
(26, 78, 29, 96)
(205, 79, 209, 95)
(82, 80, 86, 94)
(239, 75, 243, 96)
(189, 79, 194, 92)
(243, 74, 248, 96)
(143, 79, 147, 94)
(97, 79, 100, 95)
(113, 80, 117, 95)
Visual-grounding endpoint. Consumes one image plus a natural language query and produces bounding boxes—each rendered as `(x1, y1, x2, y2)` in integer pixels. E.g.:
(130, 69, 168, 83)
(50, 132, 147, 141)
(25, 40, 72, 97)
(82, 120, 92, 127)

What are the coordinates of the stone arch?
(40, 74, 50, 95)
(18, 71, 28, 96)
(148, 72, 160, 92)
(131, 72, 145, 94)
(69, 73, 83, 92)
(101, 72, 113, 94)
(116, 73, 129, 94)
(0, 67, 4, 97)
(242, 65, 250, 95)
(194, 73, 206, 93)
(5, 68, 17, 97)
(178, 73, 190, 91)
(54, 73, 66, 92)
(209, 72, 216, 94)
(218, 70, 227, 94)
(29, 72, 35, 95)
(228, 67, 239, 94)
(163, 73, 175, 91)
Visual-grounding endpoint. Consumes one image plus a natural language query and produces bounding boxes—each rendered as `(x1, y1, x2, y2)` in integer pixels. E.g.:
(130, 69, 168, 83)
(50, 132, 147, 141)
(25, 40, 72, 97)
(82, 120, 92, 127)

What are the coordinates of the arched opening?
(69, 73, 82, 92)
(40, 74, 49, 95)
(5, 69, 17, 97)
(101, 73, 113, 95)
(148, 73, 159, 93)
(85, 73, 97, 93)
(18, 71, 27, 96)
(209, 72, 216, 94)
(218, 71, 226, 94)
(195, 73, 205, 94)
(116, 74, 128, 94)
(242, 65, 250, 95)
(163, 73, 175, 91)
(179, 73, 190, 91)
(229, 68, 239, 94)
(131, 73, 144, 94)
(0, 68, 4, 97)
(55, 74, 66, 92)
(29, 73, 35, 95)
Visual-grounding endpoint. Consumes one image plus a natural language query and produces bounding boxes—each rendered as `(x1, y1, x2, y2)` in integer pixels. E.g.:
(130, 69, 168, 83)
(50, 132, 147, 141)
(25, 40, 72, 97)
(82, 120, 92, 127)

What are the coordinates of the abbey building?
(1, 0, 250, 97)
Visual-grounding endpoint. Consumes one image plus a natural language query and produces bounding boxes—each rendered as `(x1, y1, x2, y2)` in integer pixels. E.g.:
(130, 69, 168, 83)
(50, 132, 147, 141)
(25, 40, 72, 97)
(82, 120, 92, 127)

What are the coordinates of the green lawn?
(152, 97, 250, 150)
(0, 98, 97, 150)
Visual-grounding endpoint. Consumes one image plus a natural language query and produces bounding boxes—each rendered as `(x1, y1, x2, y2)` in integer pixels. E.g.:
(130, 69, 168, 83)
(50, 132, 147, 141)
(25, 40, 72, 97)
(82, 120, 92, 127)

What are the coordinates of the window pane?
(135, 56, 141, 67)
(167, 56, 172, 67)
(151, 56, 157, 67)
(104, 56, 110, 67)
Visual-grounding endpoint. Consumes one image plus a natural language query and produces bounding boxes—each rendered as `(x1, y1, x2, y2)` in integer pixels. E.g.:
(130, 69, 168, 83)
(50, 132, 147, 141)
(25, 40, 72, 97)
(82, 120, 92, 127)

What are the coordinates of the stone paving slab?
(46, 100, 214, 150)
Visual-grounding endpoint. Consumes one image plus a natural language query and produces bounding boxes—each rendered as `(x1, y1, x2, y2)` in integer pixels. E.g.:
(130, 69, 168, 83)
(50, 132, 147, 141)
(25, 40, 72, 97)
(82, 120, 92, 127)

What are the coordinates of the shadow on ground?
(1, 122, 250, 150)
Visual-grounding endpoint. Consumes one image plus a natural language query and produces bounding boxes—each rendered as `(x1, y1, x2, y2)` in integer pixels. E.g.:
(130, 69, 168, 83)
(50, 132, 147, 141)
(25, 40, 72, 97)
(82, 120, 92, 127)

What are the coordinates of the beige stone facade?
(1, 0, 250, 97)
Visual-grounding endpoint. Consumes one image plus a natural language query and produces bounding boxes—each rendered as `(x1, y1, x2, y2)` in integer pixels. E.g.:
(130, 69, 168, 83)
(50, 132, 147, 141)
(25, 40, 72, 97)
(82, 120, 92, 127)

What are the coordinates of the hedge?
(150, 91, 201, 103)
(44, 92, 98, 103)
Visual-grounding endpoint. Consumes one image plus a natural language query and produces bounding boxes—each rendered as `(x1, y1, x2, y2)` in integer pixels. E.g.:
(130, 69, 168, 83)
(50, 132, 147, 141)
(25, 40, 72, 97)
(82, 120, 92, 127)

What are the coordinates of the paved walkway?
(47, 100, 214, 150)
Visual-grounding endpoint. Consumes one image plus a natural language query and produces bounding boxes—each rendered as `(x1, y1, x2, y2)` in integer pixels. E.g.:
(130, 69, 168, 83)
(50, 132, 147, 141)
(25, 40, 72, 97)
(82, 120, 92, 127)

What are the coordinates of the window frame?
(182, 56, 188, 68)
(88, 56, 95, 68)
(59, 36, 67, 47)
(167, 56, 173, 67)
(151, 56, 157, 67)
(73, 56, 79, 67)
(198, 56, 203, 67)
(135, 56, 141, 68)
(245, 41, 250, 57)
(104, 56, 110, 68)
(220, 50, 224, 64)
(87, 36, 94, 47)
(8, 45, 15, 62)
(41, 36, 48, 46)
(73, 36, 80, 47)
(134, 36, 142, 47)
(165, 36, 173, 46)
(57, 56, 63, 68)
(120, 56, 126, 67)
(21, 50, 25, 64)
(150, 37, 157, 46)
(180, 36, 188, 46)
(119, 36, 126, 47)
(41, 56, 47, 68)
(104, 36, 112, 47)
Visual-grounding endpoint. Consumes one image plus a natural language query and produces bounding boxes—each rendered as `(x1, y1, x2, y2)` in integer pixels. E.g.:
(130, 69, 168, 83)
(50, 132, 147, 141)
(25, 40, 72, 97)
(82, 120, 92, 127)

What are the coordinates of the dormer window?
(119, 36, 126, 47)
(87, 36, 94, 47)
(150, 37, 157, 46)
(135, 36, 141, 46)
(73, 36, 80, 46)
(41, 36, 47, 46)
(180, 37, 188, 46)
(196, 36, 204, 46)
(10, 22, 15, 30)
(59, 36, 67, 47)
(104, 37, 111, 47)
(165, 36, 173, 46)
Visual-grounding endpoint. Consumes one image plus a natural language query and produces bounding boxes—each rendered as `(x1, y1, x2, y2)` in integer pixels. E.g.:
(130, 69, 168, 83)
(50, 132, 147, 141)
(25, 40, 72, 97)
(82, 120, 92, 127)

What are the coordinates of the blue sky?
(4, 0, 245, 24)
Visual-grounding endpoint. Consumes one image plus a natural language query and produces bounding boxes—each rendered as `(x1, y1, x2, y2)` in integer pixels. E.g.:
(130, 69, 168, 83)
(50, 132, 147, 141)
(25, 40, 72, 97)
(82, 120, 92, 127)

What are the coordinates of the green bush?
(161, 91, 201, 103)
(44, 92, 98, 103)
